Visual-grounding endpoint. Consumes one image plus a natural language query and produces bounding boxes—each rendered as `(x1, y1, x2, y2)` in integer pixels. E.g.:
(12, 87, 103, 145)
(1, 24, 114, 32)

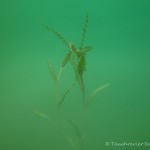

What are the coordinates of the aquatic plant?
(43, 14, 109, 109)
(35, 14, 109, 150)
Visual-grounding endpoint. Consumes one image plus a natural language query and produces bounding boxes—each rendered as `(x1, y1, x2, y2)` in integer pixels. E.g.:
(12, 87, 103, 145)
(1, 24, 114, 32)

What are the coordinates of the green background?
(0, 0, 150, 150)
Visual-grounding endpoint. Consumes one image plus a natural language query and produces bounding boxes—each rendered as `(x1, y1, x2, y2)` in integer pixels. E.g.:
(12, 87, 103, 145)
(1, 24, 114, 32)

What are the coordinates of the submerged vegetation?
(35, 14, 109, 150)
(43, 14, 108, 109)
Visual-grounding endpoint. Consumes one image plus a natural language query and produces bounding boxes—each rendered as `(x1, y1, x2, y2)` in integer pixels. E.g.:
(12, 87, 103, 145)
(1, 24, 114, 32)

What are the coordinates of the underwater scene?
(0, 0, 150, 150)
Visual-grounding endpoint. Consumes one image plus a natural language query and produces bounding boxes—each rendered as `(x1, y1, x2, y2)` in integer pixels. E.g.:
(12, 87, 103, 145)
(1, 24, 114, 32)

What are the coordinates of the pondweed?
(34, 14, 109, 150)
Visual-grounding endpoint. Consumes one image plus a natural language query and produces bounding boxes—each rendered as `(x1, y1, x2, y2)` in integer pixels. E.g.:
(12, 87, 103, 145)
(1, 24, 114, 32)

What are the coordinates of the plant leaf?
(78, 56, 86, 76)
(78, 46, 92, 55)
(43, 24, 70, 49)
(79, 13, 89, 49)
(47, 61, 57, 84)
(69, 43, 79, 58)
(70, 58, 84, 93)
(88, 84, 109, 105)
(58, 80, 76, 109)
(61, 52, 71, 68)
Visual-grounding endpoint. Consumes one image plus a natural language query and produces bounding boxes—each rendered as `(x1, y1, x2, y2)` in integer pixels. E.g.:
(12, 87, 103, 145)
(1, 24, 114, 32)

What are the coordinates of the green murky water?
(0, 0, 150, 150)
